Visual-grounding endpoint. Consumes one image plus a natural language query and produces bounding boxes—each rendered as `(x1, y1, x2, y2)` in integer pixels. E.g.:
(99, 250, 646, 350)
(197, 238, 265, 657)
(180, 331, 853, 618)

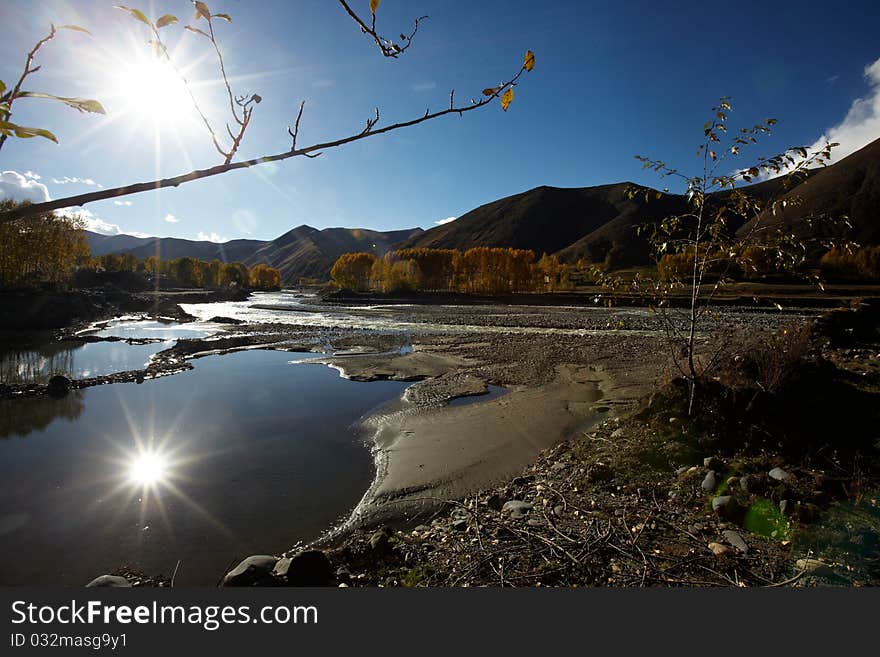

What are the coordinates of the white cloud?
(197, 231, 228, 243)
(768, 56, 880, 178)
(0, 170, 51, 203)
(435, 216, 457, 226)
(56, 207, 149, 237)
(113, 200, 133, 206)
(164, 213, 180, 223)
(23, 171, 41, 180)
(311, 79, 334, 89)
(412, 81, 437, 92)
(51, 176, 103, 188)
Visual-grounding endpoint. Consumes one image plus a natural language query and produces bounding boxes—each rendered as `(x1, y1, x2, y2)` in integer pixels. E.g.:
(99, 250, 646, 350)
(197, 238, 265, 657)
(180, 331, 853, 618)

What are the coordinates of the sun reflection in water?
(127, 450, 169, 487)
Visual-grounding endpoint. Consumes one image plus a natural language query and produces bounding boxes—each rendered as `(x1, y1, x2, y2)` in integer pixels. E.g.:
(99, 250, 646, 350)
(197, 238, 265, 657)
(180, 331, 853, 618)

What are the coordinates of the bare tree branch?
(337, 0, 427, 58)
(0, 68, 525, 223)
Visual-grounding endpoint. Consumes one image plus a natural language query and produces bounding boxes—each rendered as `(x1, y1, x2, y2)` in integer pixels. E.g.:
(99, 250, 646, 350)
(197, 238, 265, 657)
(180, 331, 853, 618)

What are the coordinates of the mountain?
(737, 137, 880, 245)
(403, 138, 880, 266)
(85, 226, 424, 284)
(244, 225, 424, 282)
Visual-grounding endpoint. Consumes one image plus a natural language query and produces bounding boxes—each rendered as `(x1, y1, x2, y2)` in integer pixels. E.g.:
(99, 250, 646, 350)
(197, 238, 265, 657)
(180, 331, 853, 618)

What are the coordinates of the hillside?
(244, 226, 424, 283)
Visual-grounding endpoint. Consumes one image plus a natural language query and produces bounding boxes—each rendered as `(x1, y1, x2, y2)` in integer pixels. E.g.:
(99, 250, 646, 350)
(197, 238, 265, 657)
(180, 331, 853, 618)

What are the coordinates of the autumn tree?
(0, 1, 536, 225)
(249, 263, 282, 290)
(0, 199, 89, 289)
(331, 252, 377, 291)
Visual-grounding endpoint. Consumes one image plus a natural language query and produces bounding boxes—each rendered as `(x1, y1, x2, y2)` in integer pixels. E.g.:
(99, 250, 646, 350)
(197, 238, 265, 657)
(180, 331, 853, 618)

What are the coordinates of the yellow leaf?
(59, 24, 92, 35)
(213, 13, 232, 22)
(194, 1, 211, 20)
(370, 0, 380, 14)
(523, 50, 535, 72)
(482, 87, 500, 97)
(114, 5, 151, 26)
(155, 14, 178, 29)
(501, 87, 514, 112)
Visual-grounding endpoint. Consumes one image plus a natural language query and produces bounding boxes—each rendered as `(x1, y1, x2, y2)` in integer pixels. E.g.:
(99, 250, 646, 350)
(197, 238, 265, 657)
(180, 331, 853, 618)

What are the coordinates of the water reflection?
(0, 349, 409, 585)
(0, 392, 85, 439)
(0, 340, 164, 385)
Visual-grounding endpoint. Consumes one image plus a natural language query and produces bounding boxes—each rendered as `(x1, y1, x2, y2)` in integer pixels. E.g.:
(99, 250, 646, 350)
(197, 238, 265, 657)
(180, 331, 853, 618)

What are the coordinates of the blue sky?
(1, 0, 879, 241)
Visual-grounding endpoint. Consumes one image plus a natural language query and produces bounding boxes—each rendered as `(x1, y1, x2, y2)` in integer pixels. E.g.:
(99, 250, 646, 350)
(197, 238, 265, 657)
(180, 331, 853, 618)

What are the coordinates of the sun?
(110, 51, 200, 128)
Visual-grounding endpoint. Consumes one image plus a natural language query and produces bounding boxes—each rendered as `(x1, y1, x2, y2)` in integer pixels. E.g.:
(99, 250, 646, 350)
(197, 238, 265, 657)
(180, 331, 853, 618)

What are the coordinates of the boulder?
(47, 375, 71, 398)
(275, 550, 333, 586)
(769, 467, 793, 482)
(86, 575, 131, 588)
(221, 555, 278, 587)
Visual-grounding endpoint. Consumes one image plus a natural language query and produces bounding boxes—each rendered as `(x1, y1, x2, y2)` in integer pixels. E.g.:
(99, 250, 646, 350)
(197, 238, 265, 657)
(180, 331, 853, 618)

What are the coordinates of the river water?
(0, 345, 408, 585)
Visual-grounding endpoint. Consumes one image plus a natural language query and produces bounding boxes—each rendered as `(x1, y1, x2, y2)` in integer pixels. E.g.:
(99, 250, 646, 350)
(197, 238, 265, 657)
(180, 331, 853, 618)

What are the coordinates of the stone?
(711, 496, 740, 520)
(47, 375, 71, 398)
(611, 428, 625, 438)
(452, 517, 469, 531)
(369, 530, 390, 552)
(769, 467, 793, 482)
(221, 555, 278, 587)
(796, 558, 834, 577)
(486, 493, 505, 511)
(501, 500, 533, 519)
(86, 575, 131, 588)
(740, 473, 768, 495)
(587, 463, 614, 483)
(553, 505, 565, 517)
(708, 542, 730, 556)
(722, 530, 749, 554)
(277, 550, 332, 586)
(703, 456, 724, 471)
(675, 466, 689, 476)
(701, 471, 718, 492)
(779, 499, 795, 517)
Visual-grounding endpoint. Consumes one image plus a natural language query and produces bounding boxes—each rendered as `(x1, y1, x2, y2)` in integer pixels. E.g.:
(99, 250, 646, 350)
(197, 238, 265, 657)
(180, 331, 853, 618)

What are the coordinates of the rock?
(701, 471, 718, 492)
(708, 542, 730, 556)
(501, 500, 533, 519)
(550, 461, 569, 474)
(703, 456, 724, 471)
(276, 550, 332, 586)
(526, 519, 543, 527)
(739, 473, 768, 495)
(675, 466, 689, 476)
(779, 499, 796, 517)
(796, 558, 834, 577)
(208, 316, 244, 324)
(86, 575, 131, 588)
(587, 463, 614, 483)
(722, 530, 749, 554)
(611, 428, 625, 438)
(221, 555, 278, 587)
(553, 505, 565, 517)
(47, 375, 71, 398)
(452, 517, 469, 531)
(769, 467, 793, 482)
(412, 524, 431, 533)
(711, 496, 740, 520)
(485, 493, 505, 511)
(369, 530, 390, 552)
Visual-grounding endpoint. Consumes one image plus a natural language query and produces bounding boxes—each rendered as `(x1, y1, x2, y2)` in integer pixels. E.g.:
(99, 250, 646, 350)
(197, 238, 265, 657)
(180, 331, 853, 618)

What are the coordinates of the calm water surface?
(0, 349, 407, 585)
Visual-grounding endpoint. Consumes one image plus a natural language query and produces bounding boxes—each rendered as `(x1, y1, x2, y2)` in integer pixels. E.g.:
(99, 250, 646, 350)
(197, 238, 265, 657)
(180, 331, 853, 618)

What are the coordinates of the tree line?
(0, 200, 281, 291)
(330, 247, 571, 294)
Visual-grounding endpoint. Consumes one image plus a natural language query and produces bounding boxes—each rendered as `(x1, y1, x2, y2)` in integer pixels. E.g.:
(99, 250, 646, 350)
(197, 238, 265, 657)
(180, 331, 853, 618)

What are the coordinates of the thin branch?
(337, 0, 427, 58)
(0, 24, 58, 152)
(0, 69, 525, 223)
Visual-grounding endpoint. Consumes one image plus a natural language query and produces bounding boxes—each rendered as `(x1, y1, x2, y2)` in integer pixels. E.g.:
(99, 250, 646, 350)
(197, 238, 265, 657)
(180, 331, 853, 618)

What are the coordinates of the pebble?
(796, 558, 834, 577)
(222, 555, 278, 587)
(86, 575, 131, 588)
(708, 542, 730, 556)
(722, 530, 749, 554)
(703, 457, 724, 471)
(501, 500, 533, 519)
(769, 467, 793, 482)
(701, 471, 718, 492)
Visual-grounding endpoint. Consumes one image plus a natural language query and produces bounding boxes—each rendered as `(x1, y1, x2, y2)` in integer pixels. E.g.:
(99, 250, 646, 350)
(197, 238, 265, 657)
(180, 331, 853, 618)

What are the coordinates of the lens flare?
(127, 450, 169, 486)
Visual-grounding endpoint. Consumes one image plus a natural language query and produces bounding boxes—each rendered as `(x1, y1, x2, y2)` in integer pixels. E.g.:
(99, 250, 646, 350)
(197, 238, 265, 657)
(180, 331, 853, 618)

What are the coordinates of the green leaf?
(213, 13, 232, 22)
(17, 92, 106, 114)
(155, 14, 178, 28)
(0, 120, 58, 143)
(59, 24, 92, 35)
(115, 5, 151, 26)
